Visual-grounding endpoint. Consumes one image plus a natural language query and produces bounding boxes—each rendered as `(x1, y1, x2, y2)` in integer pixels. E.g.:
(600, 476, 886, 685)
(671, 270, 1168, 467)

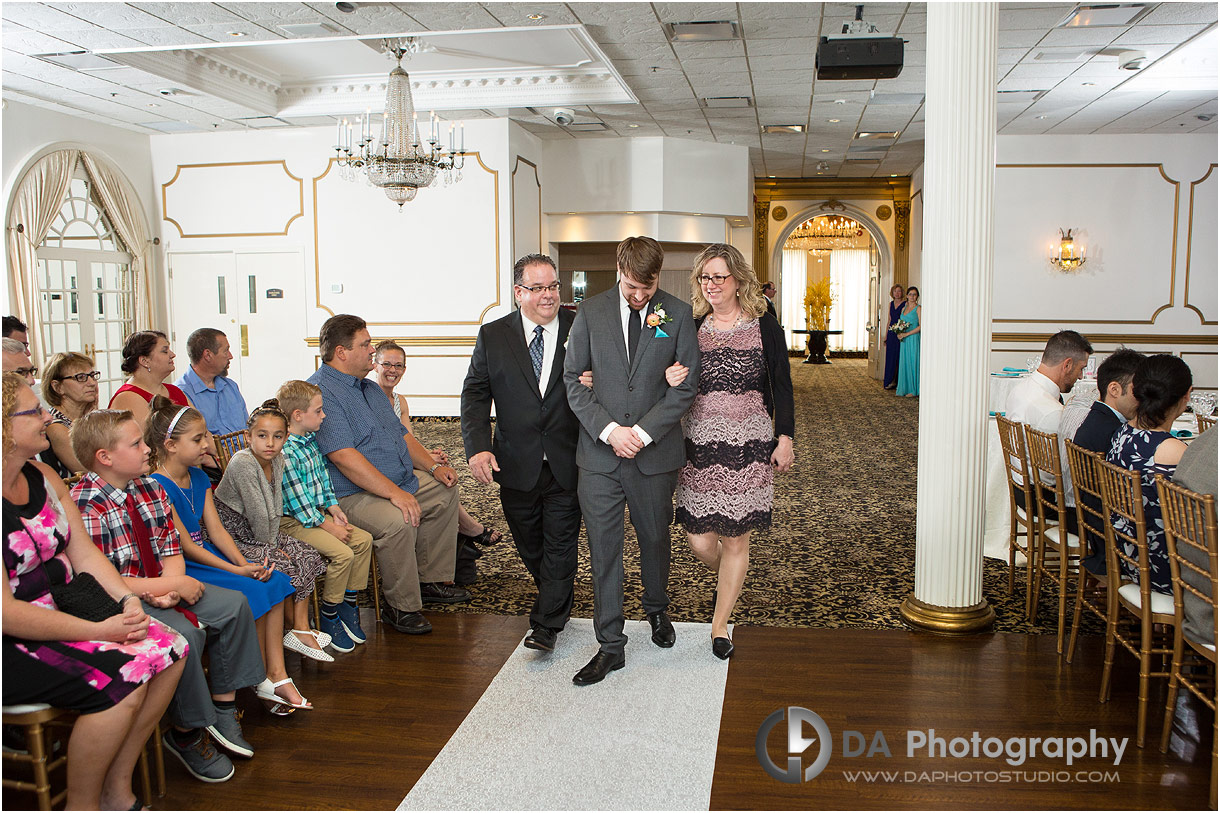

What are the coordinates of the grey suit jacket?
(563, 286, 699, 475)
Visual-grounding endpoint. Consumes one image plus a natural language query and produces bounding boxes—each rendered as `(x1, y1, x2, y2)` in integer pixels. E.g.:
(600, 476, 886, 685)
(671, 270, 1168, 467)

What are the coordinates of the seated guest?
(72, 409, 265, 780)
(2, 315, 29, 344)
(1172, 427, 1216, 649)
(1105, 354, 1192, 594)
(1006, 330, 1094, 433)
(307, 315, 466, 636)
(373, 340, 501, 583)
(1063, 348, 1146, 575)
(2, 337, 36, 387)
(3, 373, 187, 810)
(41, 351, 101, 476)
(109, 330, 189, 425)
(174, 328, 249, 435)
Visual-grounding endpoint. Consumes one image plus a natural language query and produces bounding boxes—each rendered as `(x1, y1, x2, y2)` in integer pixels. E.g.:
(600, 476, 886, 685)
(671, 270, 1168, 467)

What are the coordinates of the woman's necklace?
(162, 469, 199, 519)
(709, 310, 743, 346)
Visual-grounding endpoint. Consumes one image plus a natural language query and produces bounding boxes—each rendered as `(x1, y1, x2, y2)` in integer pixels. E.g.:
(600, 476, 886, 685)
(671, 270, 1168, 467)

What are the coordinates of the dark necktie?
(627, 307, 642, 364)
(125, 493, 198, 626)
(1059, 394, 1065, 405)
(529, 324, 544, 383)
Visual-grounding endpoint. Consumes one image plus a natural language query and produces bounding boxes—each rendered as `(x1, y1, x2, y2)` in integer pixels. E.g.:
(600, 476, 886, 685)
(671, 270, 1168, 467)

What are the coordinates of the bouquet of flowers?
(891, 319, 911, 334)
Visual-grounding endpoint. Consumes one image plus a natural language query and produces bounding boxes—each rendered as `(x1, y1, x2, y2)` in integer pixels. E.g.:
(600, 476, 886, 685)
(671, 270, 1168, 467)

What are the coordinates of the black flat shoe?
(573, 650, 625, 686)
(647, 611, 675, 648)
(712, 636, 734, 660)
(523, 627, 556, 652)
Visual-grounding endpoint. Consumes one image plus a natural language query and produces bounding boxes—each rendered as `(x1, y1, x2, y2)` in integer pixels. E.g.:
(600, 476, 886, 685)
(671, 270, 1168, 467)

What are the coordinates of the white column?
(900, 2, 998, 632)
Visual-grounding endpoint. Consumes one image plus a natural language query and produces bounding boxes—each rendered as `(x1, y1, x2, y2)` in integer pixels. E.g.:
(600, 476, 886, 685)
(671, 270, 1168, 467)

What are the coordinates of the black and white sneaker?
(206, 706, 254, 759)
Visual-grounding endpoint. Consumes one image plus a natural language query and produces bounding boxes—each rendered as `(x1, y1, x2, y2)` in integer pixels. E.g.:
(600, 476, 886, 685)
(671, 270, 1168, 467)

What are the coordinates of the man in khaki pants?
(307, 314, 465, 635)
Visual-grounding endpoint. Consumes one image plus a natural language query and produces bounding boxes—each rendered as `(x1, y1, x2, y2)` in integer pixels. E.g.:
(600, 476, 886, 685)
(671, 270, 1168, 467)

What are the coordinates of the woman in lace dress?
(675, 244, 795, 659)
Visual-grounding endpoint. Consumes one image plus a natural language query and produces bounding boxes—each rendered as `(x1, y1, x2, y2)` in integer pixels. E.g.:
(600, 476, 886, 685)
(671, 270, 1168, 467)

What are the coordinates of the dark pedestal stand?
(793, 329, 843, 364)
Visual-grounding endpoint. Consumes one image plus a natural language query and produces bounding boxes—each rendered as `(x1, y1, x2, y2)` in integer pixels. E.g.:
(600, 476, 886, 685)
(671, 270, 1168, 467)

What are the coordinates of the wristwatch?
(429, 462, 442, 474)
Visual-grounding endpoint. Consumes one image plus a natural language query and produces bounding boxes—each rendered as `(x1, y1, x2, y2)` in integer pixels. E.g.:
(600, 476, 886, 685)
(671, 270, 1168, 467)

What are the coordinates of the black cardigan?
(695, 311, 795, 441)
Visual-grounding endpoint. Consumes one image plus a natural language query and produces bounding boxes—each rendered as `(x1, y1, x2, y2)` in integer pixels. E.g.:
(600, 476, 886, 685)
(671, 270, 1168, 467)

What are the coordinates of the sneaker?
(334, 602, 366, 644)
(319, 614, 355, 653)
(163, 731, 235, 783)
(419, 582, 471, 604)
(206, 706, 254, 759)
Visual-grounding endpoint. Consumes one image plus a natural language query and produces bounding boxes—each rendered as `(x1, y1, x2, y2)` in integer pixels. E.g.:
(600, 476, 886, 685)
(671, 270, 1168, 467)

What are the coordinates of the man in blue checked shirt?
(306, 314, 467, 636)
(175, 328, 249, 435)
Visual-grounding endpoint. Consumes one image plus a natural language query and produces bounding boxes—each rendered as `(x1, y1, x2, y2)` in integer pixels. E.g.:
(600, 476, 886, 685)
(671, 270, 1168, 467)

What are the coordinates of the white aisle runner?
(399, 618, 730, 811)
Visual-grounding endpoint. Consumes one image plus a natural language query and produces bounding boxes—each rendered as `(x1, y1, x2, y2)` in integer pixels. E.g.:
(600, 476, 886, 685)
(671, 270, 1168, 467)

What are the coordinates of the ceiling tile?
(393, 3, 502, 30)
(999, 7, 1072, 30)
(653, 2, 738, 22)
(478, 3, 580, 26)
(1111, 23, 1209, 45)
(47, 3, 171, 28)
(673, 40, 746, 59)
(741, 17, 825, 39)
(2, 24, 77, 55)
(748, 53, 815, 72)
(1141, 3, 1219, 25)
(681, 55, 750, 73)
(138, 3, 253, 26)
(738, 3, 824, 22)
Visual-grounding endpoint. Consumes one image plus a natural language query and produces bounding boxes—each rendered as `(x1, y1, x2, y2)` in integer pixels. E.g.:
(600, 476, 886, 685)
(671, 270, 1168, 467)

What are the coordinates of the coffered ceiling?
(2, 2, 1216, 179)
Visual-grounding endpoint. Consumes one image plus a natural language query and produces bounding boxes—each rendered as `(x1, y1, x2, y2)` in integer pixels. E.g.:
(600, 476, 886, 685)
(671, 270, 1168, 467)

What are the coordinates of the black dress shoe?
(523, 627, 556, 652)
(381, 607, 432, 635)
(419, 582, 472, 604)
(712, 636, 734, 660)
(572, 650, 625, 686)
(647, 611, 675, 648)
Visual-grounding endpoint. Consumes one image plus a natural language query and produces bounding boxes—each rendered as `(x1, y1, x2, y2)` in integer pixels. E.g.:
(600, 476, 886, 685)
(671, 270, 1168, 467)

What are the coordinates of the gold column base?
(899, 595, 995, 634)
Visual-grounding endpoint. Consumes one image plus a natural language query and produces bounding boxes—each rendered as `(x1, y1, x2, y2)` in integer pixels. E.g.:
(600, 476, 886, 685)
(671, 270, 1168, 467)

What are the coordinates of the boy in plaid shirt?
(70, 409, 265, 781)
(276, 380, 373, 653)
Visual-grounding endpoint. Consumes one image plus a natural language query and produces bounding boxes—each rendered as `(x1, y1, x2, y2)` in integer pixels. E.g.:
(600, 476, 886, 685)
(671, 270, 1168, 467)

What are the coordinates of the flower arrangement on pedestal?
(804, 278, 835, 330)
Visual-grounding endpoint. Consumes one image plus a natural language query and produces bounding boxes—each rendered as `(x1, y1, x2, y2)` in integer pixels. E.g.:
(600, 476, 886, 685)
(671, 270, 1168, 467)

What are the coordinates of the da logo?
(755, 706, 832, 783)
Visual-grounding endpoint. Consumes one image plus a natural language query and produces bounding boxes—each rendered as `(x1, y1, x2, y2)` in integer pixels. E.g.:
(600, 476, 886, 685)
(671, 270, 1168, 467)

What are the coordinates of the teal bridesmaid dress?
(896, 306, 920, 396)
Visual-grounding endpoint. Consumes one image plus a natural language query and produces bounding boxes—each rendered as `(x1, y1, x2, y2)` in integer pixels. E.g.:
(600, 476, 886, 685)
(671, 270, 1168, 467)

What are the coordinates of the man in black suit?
(461, 254, 582, 652)
(762, 282, 779, 322)
(1069, 348, 1145, 574)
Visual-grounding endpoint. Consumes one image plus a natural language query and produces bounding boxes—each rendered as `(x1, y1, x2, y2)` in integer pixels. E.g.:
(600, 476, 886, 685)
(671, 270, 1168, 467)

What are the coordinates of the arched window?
(36, 167, 134, 402)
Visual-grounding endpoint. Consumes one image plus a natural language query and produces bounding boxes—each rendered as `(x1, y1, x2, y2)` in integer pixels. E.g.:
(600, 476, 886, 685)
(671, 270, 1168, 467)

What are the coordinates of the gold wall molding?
(754, 198, 770, 283)
(311, 152, 500, 326)
(992, 332, 1217, 346)
(756, 177, 910, 201)
(162, 160, 304, 238)
(305, 336, 476, 348)
(993, 163, 1179, 324)
(1184, 163, 1217, 326)
(511, 156, 543, 261)
(894, 200, 911, 251)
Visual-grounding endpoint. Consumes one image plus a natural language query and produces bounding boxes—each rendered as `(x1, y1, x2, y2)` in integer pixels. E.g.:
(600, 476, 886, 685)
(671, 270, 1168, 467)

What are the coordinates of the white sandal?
(255, 677, 311, 710)
(283, 630, 334, 662)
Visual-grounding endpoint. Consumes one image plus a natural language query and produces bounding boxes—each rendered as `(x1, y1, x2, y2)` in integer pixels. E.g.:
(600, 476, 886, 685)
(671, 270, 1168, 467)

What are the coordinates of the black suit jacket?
(1073, 400, 1124, 455)
(461, 308, 580, 492)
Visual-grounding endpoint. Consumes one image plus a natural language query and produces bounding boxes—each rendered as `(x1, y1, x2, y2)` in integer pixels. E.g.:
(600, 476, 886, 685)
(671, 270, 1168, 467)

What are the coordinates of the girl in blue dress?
(895, 286, 921, 397)
(145, 398, 311, 713)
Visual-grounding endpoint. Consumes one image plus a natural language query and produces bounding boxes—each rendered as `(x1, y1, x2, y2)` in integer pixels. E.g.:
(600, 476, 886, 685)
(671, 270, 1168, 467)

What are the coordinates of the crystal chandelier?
(784, 216, 866, 255)
(1049, 228, 1086, 272)
(333, 38, 467, 209)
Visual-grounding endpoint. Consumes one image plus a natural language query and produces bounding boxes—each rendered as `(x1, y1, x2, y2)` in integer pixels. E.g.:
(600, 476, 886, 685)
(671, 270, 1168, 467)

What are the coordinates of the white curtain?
(780, 248, 808, 351)
(5, 149, 79, 352)
(81, 153, 154, 329)
(829, 249, 870, 352)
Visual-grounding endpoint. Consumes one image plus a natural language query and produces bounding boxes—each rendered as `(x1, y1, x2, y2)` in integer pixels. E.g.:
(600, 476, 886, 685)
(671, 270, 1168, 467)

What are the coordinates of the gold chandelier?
(785, 215, 866, 255)
(332, 38, 468, 209)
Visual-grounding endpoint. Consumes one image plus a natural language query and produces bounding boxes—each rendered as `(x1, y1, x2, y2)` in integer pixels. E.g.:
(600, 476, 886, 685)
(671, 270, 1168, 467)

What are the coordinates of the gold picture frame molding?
(1184, 163, 1217, 326)
(311, 152, 500, 326)
(162, 160, 305, 239)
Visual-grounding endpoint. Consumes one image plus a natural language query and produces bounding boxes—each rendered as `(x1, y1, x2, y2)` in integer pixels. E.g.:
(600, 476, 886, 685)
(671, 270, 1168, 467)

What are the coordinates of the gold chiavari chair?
(1197, 413, 1217, 433)
(1155, 475, 1217, 808)
(1025, 425, 1080, 653)
(211, 430, 247, 471)
(1064, 441, 1110, 663)
(1096, 458, 1175, 748)
(996, 415, 1037, 619)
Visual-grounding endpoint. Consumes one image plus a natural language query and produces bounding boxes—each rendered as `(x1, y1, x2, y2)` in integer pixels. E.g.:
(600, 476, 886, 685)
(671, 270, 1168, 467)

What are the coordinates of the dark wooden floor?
(6, 609, 1213, 811)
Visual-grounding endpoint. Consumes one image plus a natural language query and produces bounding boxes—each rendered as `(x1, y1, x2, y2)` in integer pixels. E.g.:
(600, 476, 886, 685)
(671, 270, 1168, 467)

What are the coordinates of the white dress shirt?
(597, 289, 654, 447)
(1005, 370, 1064, 487)
(520, 312, 559, 397)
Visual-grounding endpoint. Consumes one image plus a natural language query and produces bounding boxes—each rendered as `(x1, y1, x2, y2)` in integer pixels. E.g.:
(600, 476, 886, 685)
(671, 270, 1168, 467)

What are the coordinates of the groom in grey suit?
(563, 236, 700, 685)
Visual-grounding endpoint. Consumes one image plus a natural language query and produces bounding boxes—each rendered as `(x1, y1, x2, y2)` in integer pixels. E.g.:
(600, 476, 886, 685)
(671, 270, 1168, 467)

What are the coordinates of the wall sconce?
(1049, 228, 1086, 272)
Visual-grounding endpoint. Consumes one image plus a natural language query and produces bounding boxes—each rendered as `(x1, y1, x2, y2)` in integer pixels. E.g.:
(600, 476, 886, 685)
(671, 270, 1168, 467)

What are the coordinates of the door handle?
(240, 324, 249, 357)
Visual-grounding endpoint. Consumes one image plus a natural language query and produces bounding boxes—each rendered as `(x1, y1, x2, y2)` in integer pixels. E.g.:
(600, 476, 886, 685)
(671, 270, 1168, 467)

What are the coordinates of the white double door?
(167, 249, 308, 408)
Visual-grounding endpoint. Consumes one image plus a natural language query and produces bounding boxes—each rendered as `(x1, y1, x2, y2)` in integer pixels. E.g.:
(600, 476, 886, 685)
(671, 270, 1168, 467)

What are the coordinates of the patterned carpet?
(409, 358, 1094, 636)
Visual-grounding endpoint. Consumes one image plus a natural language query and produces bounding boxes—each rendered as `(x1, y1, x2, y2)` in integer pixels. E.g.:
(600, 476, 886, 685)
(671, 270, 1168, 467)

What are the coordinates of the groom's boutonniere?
(646, 303, 673, 337)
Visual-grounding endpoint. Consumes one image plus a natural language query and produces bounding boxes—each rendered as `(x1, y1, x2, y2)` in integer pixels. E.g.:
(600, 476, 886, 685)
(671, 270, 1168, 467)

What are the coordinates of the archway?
(770, 202, 894, 376)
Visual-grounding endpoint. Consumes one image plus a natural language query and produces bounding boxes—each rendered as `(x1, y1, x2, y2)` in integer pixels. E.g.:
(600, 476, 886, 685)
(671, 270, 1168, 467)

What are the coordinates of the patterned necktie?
(529, 324, 544, 382)
(627, 307, 642, 364)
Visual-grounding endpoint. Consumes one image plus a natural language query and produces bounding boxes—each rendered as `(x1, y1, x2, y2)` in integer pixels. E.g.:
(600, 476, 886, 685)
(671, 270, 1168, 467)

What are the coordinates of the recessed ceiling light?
(828, 119, 841, 123)
(833, 99, 847, 104)
(626, 211, 635, 214)
(526, 13, 546, 21)
(890, 174, 898, 177)
(227, 31, 247, 37)
(821, 149, 830, 153)
(762, 124, 805, 134)
(147, 102, 159, 107)
(1082, 81, 1097, 86)
(856, 131, 900, 139)
(1057, 4, 1152, 28)
(567, 212, 576, 215)
(1035, 115, 1049, 120)
(666, 21, 740, 42)
(627, 123, 640, 128)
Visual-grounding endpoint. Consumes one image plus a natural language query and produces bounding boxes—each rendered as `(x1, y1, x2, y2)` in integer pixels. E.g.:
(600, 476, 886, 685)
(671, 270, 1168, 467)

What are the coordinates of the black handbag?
(24, 517, 123, 623)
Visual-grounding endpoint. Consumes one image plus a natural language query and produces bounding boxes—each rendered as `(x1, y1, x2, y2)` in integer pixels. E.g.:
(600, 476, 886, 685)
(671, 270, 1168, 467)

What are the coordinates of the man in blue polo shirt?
(175, 328, 249, 434)
(306, 314, 467, 635)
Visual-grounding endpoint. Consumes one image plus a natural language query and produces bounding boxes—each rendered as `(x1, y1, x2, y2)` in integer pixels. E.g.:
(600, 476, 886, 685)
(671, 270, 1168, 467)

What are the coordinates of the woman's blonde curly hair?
(689, 243, 767, 321)
(3, 372, 30, 457)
